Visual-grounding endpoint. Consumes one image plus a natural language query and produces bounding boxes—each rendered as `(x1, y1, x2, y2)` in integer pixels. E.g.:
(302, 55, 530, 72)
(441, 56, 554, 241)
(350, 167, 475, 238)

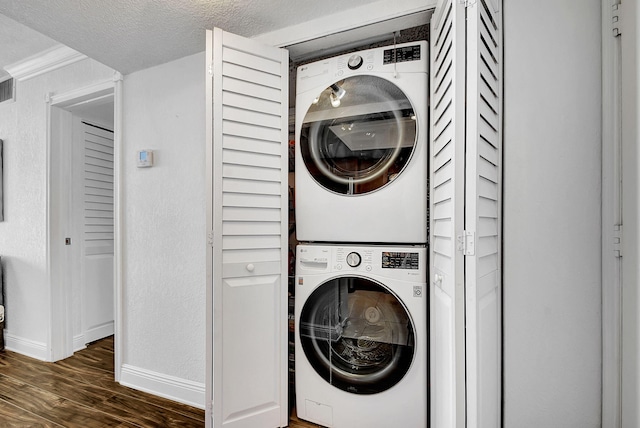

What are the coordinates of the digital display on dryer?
(383, 45, 421, 64)
(382, 252, 419, 269)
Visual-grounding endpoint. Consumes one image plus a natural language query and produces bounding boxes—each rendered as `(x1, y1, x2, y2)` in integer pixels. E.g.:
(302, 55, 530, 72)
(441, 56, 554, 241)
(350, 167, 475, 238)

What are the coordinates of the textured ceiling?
(0, 0, 380, 75)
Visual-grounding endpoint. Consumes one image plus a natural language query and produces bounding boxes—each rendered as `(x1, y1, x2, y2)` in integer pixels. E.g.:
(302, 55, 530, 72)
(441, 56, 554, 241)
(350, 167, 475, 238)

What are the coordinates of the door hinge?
(461, 0, 476, 7)
(207, 230, 214, 247)
(612, 3, 622, 37)
(613, 224, 622, 257)
(208, 62, 214, 77)
(457, 231, 475, 256)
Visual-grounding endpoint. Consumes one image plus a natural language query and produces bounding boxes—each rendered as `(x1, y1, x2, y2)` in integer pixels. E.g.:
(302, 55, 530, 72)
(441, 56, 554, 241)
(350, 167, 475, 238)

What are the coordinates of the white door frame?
(46, 73, 123, 380)
(601, 0, 623, 426)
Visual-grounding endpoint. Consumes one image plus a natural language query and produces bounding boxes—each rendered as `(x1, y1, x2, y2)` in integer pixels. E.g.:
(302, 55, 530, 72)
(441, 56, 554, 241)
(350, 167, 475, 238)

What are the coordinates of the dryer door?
(299, 276, 415, 394)
(300, 75, 417, 195)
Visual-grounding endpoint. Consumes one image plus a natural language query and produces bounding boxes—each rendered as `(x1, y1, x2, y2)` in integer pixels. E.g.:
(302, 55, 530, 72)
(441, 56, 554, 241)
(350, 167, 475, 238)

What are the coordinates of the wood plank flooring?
(0, 336, 204, 427)
(0, 336, 322, 427)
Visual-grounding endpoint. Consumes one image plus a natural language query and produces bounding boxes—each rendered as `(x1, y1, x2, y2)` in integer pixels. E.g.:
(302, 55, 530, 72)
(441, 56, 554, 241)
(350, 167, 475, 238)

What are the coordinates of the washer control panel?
(297, 245, 426, 279)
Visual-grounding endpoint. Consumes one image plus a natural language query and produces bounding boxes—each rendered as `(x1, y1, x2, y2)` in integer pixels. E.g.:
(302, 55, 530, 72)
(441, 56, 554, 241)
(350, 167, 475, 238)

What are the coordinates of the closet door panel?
(207, 27, 289, 428)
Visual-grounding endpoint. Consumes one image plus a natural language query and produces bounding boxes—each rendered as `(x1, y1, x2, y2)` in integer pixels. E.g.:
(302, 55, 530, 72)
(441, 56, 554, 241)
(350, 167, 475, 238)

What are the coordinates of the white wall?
(503, 1, 602, 427)
(0, 58, 114, 358)
(121, 52, 206, 399)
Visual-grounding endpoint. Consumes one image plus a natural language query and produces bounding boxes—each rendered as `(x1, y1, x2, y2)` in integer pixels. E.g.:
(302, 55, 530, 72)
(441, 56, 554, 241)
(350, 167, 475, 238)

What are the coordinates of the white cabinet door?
(430, 0, 502, 427)
(206, 28, 289, 428)
(464, 1, 502, 427)
(430, 1, 467, 427)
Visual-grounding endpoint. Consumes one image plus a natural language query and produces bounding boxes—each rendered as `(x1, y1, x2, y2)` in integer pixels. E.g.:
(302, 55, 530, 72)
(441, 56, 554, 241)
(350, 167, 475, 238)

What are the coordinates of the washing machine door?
(300, 75, 417, 195)
(299, 276, 415, 395)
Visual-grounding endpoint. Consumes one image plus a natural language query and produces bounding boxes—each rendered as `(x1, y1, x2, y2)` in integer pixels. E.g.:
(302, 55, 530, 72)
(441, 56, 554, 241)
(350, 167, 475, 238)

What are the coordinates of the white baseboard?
(73, 321, 115, 352)
(84, 321, 114, 345)
(73, 334, 87, 352)
(4, 331, 49, 361)
(120, 364, 205, 410)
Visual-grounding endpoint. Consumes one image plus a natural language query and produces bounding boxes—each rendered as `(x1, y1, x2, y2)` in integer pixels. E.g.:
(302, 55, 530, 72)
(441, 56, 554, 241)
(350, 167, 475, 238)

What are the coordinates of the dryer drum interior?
(300, 75, 418, 195)
(299, 276, 415, 395)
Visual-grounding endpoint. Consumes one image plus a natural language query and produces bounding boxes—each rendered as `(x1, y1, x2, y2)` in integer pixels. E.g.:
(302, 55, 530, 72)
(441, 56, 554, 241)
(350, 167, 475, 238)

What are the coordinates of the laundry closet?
(205, 0, 502, 427)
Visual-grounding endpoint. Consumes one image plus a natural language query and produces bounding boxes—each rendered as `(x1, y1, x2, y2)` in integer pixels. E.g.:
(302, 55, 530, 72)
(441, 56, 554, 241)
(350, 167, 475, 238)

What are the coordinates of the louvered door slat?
(465, 0, 502, 427)
(223, 92, 281, 116)
(222, 62, 282, 89)
(208, 27, 288, 428)
(222, 77, 281, 102)
(223, 105, 281, 129)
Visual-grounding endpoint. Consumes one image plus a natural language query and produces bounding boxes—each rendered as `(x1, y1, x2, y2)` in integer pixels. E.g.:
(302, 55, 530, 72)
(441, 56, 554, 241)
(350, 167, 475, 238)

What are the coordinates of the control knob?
(347, 54, 363, 70)
(346, 252, 362, 267)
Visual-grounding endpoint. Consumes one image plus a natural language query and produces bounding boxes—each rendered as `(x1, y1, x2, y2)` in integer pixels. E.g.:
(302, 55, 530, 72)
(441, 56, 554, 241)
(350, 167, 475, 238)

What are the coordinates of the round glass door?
(300, 75, 418, 195)
(299, 276, 415, 395)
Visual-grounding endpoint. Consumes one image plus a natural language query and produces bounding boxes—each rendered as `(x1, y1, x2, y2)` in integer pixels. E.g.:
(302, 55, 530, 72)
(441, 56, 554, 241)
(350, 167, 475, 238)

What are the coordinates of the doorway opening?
(47, 77, 122, 380)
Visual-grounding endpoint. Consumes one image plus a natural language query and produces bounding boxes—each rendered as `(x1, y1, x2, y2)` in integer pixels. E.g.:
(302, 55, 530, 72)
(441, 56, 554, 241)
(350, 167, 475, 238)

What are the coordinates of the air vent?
(0, 78, 15, 103)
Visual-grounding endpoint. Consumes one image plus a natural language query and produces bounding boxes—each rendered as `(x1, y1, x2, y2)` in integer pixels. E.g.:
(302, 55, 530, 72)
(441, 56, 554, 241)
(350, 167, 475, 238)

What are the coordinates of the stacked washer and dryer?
(294, 41, 429, 427)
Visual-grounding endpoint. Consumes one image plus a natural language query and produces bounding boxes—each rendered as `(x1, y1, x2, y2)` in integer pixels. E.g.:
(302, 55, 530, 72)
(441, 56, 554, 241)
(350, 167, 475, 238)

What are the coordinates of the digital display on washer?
(383, 45, 421, 64)
(382, 252, 419, 269)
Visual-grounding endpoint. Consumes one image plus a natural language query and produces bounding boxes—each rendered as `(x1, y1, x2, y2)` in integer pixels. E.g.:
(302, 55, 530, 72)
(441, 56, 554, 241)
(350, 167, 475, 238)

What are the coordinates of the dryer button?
(366, 265, 372, 272)
(348, 54, 363, 70)
(336, 264, 342, 270)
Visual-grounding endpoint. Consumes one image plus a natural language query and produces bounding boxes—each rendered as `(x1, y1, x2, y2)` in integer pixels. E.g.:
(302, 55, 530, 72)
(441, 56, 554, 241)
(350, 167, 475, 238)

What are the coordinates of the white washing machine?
(295, 244, 427, 427)
(295, 41, 428, 244)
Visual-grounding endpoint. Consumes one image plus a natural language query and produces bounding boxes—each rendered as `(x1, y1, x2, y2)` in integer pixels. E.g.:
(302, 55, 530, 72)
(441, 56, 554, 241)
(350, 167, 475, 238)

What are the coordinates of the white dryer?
(295, 41, 428, 244)
(295, 244, 427, 427)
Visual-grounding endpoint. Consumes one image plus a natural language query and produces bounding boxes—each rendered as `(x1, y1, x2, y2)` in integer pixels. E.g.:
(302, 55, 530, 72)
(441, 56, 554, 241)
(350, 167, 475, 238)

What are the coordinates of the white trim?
(254, 0, 436, 49)
(4, 332, 49, 361)
(601, 0, 622, 427)
(120, 364, 206, 410)
(73, 334, 87, 352)
(113, 71, 124, 383)
(49, 78, 114, 107)
(83, 321, 115, 345)
(5, 45, 87, 82)
(47, 77, 122, 374)
(46, 95, 75, 362)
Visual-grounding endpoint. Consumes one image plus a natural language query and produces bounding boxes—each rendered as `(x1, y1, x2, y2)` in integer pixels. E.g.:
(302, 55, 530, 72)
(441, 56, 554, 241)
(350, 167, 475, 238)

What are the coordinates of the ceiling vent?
(0, 78, 15, 104)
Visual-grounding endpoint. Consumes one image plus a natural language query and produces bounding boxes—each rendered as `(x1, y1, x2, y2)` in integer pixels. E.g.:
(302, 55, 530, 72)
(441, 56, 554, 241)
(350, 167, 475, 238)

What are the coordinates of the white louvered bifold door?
(464, 1, 502, 427)
(206, 28, 289, 428)
(430, 1, 467, 427)
(81, 122, 115, 343)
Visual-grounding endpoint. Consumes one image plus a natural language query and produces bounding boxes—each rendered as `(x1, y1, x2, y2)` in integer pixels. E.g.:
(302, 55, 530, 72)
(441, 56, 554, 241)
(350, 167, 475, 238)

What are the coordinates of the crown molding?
(4, 44, 87, 82)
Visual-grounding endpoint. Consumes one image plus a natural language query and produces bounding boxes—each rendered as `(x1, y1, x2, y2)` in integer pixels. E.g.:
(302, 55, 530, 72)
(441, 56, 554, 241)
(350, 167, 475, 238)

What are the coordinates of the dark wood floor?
(0, 336, 205, 427)
(0, 336, 321, 428)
